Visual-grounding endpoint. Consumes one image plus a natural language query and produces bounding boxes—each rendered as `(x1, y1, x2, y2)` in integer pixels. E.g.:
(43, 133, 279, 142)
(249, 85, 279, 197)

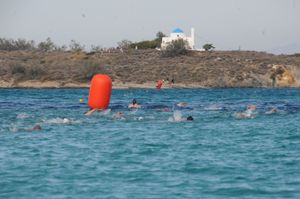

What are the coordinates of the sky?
(0, 0, 299, 54)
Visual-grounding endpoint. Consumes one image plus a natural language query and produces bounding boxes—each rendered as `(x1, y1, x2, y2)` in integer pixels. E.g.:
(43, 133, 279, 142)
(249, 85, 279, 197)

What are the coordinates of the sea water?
(0, 88, 299, 198)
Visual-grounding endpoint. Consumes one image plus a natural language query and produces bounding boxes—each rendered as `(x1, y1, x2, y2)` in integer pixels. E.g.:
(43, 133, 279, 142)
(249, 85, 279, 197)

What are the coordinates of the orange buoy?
(88, 74, 112, 109)
(156, 80, 163, 89)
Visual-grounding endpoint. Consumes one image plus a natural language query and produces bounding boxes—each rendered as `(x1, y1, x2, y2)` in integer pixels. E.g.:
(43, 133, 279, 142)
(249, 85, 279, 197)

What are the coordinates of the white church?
(161, 28, 195, 50)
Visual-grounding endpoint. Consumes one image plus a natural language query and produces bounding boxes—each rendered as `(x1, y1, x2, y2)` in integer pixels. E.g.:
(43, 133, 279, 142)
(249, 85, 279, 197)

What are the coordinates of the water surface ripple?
(0, 88, 299, 198)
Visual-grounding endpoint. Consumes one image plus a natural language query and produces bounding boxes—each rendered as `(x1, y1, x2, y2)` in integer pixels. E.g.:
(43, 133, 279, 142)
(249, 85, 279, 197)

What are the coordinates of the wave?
(42, 117, 81, 124)
(16, 112, 30, 119)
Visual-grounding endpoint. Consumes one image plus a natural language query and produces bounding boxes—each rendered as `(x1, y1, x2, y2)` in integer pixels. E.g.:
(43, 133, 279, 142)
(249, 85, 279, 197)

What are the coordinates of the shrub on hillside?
(10, 64, 26, 75)
(38, 37, 56, 52)
(129, 40, 159, 49)
(78, 61, 108, 82)
(91, 45, 102, 52)
(10, 64, 45, 80)
(117, 40, 132, 49)
(53, 45, 67, 52)
(161, 39, 189, 57)
(69, 40, 85, 52)
(117, 31, 165, 50)
(26, 66, 45, 79)
(155, 31, 166, 48)
(0, 38, 35, 51)
(203, 43, 215, 51)
(292, 53, 300, 57)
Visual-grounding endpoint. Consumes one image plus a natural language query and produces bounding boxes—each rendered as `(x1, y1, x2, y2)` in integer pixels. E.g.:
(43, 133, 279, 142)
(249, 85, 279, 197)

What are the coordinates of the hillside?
(0, 49, 300, 88)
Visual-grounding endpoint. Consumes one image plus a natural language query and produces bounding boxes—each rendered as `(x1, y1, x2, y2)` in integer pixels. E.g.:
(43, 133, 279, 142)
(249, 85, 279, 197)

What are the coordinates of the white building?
(161, 28, 195, 50)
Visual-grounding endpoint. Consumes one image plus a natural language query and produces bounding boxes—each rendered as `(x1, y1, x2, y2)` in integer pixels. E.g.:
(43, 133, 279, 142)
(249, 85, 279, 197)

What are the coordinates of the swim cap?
(187, 116, 194, 121)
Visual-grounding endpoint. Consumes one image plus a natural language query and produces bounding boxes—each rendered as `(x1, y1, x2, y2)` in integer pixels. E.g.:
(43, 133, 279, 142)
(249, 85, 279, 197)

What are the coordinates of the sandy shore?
(0, 80, 211, 89)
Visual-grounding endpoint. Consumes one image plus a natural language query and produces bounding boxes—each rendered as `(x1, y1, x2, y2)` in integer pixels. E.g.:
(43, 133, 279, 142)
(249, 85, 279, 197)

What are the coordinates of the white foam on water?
(95, 109, 111, 116)
(9, 126, 18, 132)
(204, 104, 222, 111)
(16, 113, 30, 119)
(234, 110, 256, 119)
(168, 110, 184, 122)
(129, 109, 138, 115)
(173, 110, 183, 121)
(146, 116, 155, 120)
(43, 118, 81, 124)
(134, 116, 143, 121)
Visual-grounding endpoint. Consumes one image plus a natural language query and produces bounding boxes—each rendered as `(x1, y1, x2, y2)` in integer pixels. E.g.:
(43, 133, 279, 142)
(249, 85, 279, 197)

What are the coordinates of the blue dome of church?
(172, 28, 184, 33)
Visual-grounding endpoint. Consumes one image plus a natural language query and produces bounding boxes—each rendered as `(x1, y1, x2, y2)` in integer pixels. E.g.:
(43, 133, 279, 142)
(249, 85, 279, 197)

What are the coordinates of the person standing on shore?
(171, 79, 175, 87)
(156, 80, 163, 89)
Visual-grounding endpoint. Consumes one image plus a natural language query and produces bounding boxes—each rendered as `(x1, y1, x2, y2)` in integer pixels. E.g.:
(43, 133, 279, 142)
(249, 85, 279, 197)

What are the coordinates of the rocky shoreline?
(0, 80, 210, 89)
(0, 49, 299, 88)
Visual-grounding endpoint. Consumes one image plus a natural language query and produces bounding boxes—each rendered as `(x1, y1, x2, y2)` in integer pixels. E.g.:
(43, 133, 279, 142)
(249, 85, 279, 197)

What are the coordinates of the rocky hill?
(0, 49, 299, 88)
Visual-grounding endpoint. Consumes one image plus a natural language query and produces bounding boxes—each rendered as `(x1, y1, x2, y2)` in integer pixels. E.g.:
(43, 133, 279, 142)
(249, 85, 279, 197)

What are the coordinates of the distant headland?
(0, 49, 299, 88)
(0, 33, 299, 88)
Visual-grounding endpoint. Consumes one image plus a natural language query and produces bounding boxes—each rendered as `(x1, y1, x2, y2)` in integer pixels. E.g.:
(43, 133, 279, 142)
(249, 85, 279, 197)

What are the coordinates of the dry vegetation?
(0, 49, 300, 88)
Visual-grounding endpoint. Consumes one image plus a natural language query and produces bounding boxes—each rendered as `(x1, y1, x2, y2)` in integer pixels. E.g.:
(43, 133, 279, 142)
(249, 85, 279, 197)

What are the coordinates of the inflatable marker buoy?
(79, 99, 84, 103)
(88, 74, 112, 109)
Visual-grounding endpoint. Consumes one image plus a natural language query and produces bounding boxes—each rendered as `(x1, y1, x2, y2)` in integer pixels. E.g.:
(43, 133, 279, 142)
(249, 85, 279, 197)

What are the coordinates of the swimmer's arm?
(84, 108, 100, 116)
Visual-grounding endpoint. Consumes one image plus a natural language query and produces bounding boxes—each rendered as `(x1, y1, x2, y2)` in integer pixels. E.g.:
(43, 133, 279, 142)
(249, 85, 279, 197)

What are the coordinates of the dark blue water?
(0, 88, 300, 198)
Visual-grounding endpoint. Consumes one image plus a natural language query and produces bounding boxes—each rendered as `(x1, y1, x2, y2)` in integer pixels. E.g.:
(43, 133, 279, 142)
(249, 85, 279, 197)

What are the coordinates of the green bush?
(0, 37, 69, 52)
(80, 61, 107, 81)
(10, 64, 45, 80)
(292, 53, 300, 57)
(117, 31, 165, 49)
(129, 40, 159, 49)
(10, 64, 26, 75)
(161, 39, 188, 57)
(38, 37, 56, 52)
(155, 31, 166, 48)
(91, 45, 102, 52)
(0, 38, 35, 51)
(54, 45, 67, 52)
(69, 40, 85, 52)
(203, 43, 215, 51)
(26, 66, 45, 79)
(117, 40, 132, 49)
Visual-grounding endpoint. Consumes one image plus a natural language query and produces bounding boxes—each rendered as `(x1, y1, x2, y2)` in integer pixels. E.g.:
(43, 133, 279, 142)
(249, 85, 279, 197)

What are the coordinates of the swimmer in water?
(9, 124, 42, 132)
(265, 107, 278, 114)
(169, 111, 194, 122)
(160, 107, 172, 112)
(114, 112, 125, 120)
(235, 105, 257, 119)
(187, 116, 194, 121)
(32, 124, 42, 131)
(128, 99, 141, 108)
(25, 124, 42, 132)
(176, 102, 188, 107)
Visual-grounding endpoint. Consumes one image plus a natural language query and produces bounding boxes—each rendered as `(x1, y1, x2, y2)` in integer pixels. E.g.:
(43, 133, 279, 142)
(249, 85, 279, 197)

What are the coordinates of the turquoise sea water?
(0, 88, 299, 198)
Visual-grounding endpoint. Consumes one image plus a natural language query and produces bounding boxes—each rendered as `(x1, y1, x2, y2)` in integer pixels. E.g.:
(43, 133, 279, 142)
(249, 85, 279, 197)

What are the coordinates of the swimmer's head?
(271, 107, 278, 112)
(115, 112, 124, 119)
(247, 105, 256, 111)
(187, 116, 194, 121)
(116, 112, 124, 116)
(32, 125, 42, 131)
(132, 99, 137, 105)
